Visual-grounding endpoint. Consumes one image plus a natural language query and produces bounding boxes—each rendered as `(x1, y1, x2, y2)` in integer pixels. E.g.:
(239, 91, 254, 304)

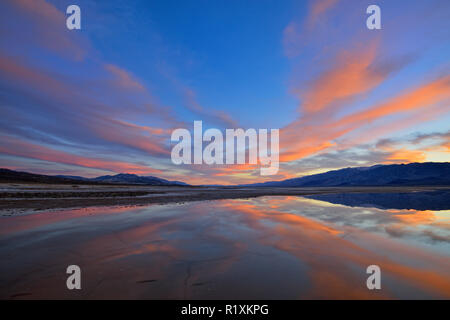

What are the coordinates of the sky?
(0, 0, 449, 185)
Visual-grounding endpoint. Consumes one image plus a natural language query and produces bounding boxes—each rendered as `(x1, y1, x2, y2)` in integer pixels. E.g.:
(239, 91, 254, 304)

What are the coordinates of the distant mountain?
(0, 169, 94, 184)
(2, 163, 449, 187)
(0, 169, 189, 186)
(244, 162, 450, 187)
(92, 173, 188, 186)
(55, 175, 90, 181)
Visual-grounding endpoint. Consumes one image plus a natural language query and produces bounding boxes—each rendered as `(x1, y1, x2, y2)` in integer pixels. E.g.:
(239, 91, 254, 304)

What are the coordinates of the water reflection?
(305, 190, 450, 210)
(303, 191, 450, 249)
(0, 193, 449, 299)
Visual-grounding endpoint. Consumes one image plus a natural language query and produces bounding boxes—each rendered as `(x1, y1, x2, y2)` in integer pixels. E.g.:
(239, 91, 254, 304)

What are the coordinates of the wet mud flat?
(0, 193, 449, 299)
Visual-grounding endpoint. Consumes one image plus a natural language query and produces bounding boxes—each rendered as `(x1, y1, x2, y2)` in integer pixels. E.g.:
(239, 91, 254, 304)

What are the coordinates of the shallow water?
(0, 192, 449, 299)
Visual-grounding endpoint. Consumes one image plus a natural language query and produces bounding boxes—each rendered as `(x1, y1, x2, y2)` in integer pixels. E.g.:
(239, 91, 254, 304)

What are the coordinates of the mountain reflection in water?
(0, 192, 449, 299)
(305, 190, 450, 211)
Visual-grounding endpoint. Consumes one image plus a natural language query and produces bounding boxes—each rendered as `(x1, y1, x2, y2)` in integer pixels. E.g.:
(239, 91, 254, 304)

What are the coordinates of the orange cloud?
(335, 75, 450, 128)
(336, 104, 450, 151)
(297, 43, 382, 113)
(386, 149, 427, 163)
(280, 75, 450, 163)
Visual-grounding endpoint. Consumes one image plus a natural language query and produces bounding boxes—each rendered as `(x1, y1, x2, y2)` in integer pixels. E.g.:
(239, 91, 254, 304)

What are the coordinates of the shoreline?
(1, 184, 449, 215)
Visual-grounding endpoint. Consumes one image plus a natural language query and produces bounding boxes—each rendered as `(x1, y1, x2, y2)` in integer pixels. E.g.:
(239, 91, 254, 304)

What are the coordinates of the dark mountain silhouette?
(0, 169, 189, 186)
(244, 162, 450, 187)
(92, 173, 188, 186)
(0, 169, 92, 184)
(56, 175, 90, 181)
(1, 162, 449, 187)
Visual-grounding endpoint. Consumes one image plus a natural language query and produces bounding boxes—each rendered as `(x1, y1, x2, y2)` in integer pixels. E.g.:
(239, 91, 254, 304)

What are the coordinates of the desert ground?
(1, 183, 449, 215)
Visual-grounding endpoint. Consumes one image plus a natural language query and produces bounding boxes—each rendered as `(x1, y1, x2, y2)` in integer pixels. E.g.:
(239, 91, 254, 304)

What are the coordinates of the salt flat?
(1, 183, 448, 215)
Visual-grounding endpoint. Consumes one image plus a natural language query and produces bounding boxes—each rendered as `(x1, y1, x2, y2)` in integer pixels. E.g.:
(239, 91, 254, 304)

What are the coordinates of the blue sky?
(0, 0, 449, 184)
(71, 0, 299, 128)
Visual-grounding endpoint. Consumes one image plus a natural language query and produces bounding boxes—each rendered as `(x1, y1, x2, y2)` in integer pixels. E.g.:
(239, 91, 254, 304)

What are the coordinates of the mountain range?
(243, 162, 450, 187)
(1, 162, 449, 187)
(0, 169, 188, 186)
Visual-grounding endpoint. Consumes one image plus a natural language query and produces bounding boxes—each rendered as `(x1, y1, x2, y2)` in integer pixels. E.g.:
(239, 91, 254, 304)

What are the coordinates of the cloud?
(383, 148, 427, 163)
(280, 74, 450, 163)
(293, 42, 383, 114)
(2, 0, 87, 60)
(334, 75, 450, 128)
(308, 0, 340, 27)
(277, 0, 449, 171)
(282, 0, 341, 57)
(157, 63, 239, 128)
(182, 88, 238, 128)
(0, 0, 448, 185)
(104, 64, 145, 91)
(0, 135, 161, 174)
(0, 54, 173, 157)
(0, 0, 198, 179)
(410, 131, 450, 145)
(275, 127, 450, 181)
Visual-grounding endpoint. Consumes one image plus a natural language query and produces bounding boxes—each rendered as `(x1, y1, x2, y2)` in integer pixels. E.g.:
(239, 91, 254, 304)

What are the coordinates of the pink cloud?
(0, 135, 161, 175)
(104, 64, 145, 91)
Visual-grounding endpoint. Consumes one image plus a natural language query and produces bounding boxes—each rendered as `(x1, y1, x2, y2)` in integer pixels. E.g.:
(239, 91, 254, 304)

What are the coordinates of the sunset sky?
(0, 0, 449, 185)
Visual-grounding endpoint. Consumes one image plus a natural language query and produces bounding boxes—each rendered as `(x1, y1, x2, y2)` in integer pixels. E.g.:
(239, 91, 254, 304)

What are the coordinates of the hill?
(244, 163, 450, 187)
(0, 169, 189, 186)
